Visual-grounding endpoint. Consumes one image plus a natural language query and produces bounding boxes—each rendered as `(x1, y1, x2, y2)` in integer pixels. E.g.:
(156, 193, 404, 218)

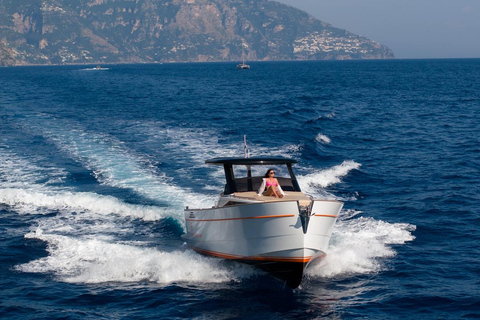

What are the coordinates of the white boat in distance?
(236, 61, 250, 69)
(236, 47, 250, 69)
(183, 157, 343, 288)
(83, 65, 109, 71)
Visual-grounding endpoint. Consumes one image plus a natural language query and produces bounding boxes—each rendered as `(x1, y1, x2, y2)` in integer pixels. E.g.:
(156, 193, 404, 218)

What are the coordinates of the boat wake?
(1, 124, 415, 287)
(81, 67, 109, 71)
(297, 160, 361, 202)
(0, 188, 166, 221)
(307, 210, 416, 278)
(16, 230, 258, 285)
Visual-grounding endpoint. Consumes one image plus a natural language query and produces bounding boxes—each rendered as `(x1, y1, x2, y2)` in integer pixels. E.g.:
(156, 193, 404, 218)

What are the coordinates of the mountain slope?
(0, 0, 394, 66)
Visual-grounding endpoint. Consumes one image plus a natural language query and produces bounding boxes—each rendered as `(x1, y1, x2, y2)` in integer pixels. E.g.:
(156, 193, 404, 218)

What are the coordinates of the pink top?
(266, 179, 277, 187)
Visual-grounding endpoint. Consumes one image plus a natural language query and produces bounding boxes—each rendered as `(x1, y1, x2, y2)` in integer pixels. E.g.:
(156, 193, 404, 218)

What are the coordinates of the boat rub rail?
(192, 247, 326, 263)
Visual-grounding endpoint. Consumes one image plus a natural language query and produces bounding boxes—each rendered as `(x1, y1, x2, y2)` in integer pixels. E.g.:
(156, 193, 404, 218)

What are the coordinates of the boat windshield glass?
(233, 164, 290, 179)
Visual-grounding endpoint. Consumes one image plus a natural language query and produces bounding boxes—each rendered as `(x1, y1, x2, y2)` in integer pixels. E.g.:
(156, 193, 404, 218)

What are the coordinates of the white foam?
(0, 149, 66, 188)
(315, 133, 331, 144)
(0, 149, 164, 222)
(298, 160, 361, 198)
(307, 216, 416, 278)
(17, 230, 258, 285)
(81, 67, 109, 71)
(0, 188, 166, 221)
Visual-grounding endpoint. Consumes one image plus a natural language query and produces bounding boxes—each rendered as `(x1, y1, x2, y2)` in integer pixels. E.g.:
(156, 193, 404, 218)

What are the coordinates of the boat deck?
(233, 191, 313, 206)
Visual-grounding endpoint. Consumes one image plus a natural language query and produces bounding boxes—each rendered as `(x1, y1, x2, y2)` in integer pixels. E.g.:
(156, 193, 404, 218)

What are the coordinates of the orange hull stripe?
(313, 214, 338, 218)
(186, 214, 295, 222)
(192, 247, 319, 263)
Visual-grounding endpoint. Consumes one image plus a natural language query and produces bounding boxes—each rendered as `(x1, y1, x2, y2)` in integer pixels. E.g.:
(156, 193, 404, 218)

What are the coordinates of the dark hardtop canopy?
(206, 157, 301, 195)
(206, 156, 297, 166)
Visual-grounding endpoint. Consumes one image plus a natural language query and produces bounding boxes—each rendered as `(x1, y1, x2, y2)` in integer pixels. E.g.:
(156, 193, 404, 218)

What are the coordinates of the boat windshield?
(232, 164, 289, 179)
(205, 157, 302, 194)
(228, 164, 299, 194)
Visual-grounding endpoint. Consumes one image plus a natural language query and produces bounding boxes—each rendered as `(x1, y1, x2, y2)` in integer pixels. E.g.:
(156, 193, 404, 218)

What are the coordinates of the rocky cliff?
(0, 0, 394, 66)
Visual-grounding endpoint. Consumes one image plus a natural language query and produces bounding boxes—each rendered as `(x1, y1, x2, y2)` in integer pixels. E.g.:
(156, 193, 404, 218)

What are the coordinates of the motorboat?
(183, 155, 343, 288)
(82, 65, 109, 71)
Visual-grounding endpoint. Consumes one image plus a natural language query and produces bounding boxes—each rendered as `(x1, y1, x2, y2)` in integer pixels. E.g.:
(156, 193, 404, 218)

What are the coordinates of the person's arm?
(257, 178, 266, 196)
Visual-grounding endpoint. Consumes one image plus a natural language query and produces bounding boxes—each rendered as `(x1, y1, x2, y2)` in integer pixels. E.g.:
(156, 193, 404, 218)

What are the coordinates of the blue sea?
(1, 59, 479, 319)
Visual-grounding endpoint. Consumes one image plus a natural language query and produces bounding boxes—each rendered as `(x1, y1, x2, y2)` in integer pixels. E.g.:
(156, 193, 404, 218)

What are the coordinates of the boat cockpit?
(206, 157, 312, 207)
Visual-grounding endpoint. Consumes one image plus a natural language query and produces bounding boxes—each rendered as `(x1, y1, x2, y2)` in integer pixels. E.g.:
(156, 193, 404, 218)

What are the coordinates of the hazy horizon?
(275, 0, 480, 59)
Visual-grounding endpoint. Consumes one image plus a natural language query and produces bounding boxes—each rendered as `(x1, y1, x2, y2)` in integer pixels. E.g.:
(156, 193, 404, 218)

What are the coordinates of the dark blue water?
(1, 60, 479, 319)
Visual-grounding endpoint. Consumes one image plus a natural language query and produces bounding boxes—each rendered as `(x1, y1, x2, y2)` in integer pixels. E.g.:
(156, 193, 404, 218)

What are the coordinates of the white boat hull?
(184, 199, 343, 287)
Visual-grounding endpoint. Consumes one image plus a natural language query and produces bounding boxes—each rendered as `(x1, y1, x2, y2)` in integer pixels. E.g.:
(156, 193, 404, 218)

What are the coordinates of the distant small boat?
(82, 66, 109, 71)
(237, 45, 250, 69)
(236, 61, 250, 69)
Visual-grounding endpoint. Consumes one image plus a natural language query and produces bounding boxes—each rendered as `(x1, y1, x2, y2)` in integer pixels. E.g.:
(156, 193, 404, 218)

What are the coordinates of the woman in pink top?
(264, 169, 284, 198)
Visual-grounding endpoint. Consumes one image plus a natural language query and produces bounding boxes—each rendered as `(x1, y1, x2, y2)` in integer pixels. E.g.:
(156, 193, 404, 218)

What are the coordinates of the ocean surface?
(0, 59, 479, 319)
